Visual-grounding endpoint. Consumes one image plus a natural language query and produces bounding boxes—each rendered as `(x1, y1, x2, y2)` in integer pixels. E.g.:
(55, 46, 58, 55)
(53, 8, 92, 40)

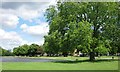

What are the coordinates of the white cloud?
(0, 29, 44, 50)
(20, 22, 49, 36)
(1, 1, 57, 19)
(20, 23, 28, 30)
(0, 13, 19, 29)
(0, 1, 57, 29)
(17, 6, 41, 21)
(49, 0, 57, 6)
(0, 2, 49, 21)
(23, 40, 44, 46)
(0, 29, 23, 49)
(2, 0, 57, 2)
(0, 3, 46, 29)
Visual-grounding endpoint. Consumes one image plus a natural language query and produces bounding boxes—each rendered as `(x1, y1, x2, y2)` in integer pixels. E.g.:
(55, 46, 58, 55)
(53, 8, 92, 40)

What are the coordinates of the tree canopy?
(0, 46, 13, 56)
(44, 2, 119, 61)
(13, 44, 44, 56)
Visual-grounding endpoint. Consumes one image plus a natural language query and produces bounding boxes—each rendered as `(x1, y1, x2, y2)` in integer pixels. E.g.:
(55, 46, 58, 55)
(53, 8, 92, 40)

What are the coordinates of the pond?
(1, 57, 66, 62)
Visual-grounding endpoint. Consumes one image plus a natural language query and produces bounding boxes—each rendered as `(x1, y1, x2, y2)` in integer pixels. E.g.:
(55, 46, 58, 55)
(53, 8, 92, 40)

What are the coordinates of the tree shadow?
(53, 59, 119, 64)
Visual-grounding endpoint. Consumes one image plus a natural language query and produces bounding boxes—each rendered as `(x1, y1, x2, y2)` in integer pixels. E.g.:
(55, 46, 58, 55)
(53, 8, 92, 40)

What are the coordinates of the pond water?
(1, 57, 66, 62)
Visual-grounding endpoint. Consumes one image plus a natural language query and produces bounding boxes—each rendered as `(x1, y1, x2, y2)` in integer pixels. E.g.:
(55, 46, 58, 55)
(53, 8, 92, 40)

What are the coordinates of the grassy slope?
(2, 56, 118, 70)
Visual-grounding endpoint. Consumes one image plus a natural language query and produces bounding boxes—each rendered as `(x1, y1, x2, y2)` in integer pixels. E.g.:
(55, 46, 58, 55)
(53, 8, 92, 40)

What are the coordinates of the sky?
(0, 0, 57, 50)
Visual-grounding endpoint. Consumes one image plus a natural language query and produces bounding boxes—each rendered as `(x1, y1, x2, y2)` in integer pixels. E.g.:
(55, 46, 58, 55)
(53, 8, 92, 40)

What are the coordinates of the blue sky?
(0, 0, 57, 50)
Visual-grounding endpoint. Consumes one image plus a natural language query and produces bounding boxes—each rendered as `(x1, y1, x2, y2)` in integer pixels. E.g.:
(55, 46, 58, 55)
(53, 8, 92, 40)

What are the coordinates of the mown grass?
(2, 56, 119, 70)
(2, 61, 118, 70)
(23, 56, 118, 61)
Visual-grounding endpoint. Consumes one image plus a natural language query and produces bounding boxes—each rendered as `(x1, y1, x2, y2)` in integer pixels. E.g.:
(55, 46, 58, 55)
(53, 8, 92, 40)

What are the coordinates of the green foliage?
(13, 48, 19, 56)
(0, 46, 13, 56)
(13, 44, 44, 56)
(102, 24, 120, 55)
(95, 44, 109, 54)
(44, 2, 119, 59)
(44, 30, 61, 56)
(0, 47, 2, 56)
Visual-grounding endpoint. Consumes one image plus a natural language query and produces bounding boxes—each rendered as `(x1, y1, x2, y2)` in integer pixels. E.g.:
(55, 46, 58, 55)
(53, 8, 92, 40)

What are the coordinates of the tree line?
(0, 44, 44, 57)
(0, 46, 13, 56)
(13, 44, 44, 56)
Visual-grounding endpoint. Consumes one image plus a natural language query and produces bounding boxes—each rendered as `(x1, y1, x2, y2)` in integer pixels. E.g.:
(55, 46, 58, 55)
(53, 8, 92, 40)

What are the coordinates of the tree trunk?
(63, 52, 68, 57)
(89, 52, 95, 61)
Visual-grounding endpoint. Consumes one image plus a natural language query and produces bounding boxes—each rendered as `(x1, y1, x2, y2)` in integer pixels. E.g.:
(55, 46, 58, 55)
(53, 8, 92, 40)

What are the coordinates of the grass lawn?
(30, 56, 118, 60)
(2, 56, 119, 70)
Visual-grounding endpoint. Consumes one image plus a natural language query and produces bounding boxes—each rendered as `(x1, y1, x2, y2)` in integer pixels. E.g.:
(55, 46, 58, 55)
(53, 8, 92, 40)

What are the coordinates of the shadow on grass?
(53, 59, 119, 64)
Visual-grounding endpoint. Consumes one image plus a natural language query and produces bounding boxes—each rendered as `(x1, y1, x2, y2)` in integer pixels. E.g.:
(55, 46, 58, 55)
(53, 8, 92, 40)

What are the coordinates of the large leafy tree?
(44, 2, 119, 61)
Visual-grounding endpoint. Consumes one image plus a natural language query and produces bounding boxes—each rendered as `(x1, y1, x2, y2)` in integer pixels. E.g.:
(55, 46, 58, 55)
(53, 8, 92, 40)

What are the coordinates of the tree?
(44, 30, 61, 56)
(0, 46, 13, 56)
(44, 2, 119, 60)
(13, 44, 29, 56)
(13, 47, 20, 56)
(21, 44, 29, 56)
(0, 47, 2, 56)
(36, 45, 44, 56)
(19, 44, 29, 56)
(28, 44, 40, 56)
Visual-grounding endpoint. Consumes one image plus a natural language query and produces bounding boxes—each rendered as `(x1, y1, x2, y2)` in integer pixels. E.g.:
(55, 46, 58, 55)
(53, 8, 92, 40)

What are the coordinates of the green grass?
(2, 56, 118, 70)
(2, 61, 118, 70)
(0, 62, 2, 71)
(24, 56, 89, 61)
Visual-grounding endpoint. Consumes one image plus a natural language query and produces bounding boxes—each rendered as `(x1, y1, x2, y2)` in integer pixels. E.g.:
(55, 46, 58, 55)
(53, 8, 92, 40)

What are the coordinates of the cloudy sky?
(0, 0, 57, 50)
